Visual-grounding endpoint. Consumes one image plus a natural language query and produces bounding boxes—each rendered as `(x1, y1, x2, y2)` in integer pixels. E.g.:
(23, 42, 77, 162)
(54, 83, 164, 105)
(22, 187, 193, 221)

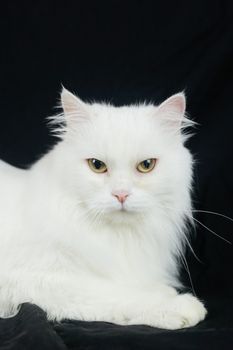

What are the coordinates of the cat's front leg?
(123, 292, 207, 330)
(67, 283, 207, 330)
(68, 284, 207, 330)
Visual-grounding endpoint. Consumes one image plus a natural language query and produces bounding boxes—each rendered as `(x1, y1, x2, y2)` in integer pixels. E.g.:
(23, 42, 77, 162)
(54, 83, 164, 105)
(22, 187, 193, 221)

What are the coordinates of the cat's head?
(50, 88, 194, 226)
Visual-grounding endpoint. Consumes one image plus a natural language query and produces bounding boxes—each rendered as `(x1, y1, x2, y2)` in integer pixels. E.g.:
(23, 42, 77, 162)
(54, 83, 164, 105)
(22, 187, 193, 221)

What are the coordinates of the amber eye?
(137, 159, 157, 173)
(88, 158, 107, 173)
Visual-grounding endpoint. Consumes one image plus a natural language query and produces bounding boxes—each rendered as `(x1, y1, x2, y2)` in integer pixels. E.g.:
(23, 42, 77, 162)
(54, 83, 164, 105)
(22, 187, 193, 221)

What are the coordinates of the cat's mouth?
(106, 204, 140, 225)
(116, 204, 134, 214)
(108, 204, 129, 214)
(120, 204, 126, 212)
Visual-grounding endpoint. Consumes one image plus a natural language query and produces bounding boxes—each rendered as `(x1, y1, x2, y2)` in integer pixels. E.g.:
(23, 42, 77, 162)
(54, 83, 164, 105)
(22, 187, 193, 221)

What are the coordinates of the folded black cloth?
(0, 304, 66, 350)
(0, 296, 232, 350)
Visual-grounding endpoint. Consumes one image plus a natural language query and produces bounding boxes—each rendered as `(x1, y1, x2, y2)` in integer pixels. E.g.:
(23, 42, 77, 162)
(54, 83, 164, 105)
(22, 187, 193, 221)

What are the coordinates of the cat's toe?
(171, 293, 207, 327)
(125, 311, 193, 330)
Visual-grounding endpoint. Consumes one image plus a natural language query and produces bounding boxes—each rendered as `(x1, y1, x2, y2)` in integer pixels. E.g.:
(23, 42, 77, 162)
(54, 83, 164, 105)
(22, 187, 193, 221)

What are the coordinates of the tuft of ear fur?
(47, 87, 89, 139)
(157, 93, 195, 139)
(159, 93, 186, 115)
(61, 87, 87, 118)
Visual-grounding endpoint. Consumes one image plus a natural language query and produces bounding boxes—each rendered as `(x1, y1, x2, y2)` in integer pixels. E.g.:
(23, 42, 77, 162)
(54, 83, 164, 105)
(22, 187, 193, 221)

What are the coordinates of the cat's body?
(0, 89, 207, 329)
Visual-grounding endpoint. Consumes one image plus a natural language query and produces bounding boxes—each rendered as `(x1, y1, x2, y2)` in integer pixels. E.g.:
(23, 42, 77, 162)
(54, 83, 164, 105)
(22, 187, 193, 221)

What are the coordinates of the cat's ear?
(48, 88, 88, 138)
(61, 87, 88, 123)
(156, 93, 186, 129)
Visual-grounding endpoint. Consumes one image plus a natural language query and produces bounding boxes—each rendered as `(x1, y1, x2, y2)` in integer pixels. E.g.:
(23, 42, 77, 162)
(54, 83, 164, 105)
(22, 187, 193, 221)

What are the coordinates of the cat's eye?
(88, 158, 107, 173)
(137, 159, 157, 173)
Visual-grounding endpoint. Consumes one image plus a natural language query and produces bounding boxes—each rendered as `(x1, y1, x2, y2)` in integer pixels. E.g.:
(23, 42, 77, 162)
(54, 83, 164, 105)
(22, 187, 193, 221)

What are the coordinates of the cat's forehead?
(76, 103, 173, 161)
(89, 103, 162, 135)
(91, 103, 156, 121)
(90, 103, 161, 142)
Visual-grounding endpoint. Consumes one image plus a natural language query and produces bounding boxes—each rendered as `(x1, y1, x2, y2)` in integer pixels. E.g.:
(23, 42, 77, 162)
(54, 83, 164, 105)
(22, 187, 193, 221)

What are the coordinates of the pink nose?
(112, 191, 129, 204)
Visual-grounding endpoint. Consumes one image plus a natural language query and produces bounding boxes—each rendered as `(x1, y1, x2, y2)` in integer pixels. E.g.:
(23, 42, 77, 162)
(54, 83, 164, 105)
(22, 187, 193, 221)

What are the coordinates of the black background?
(0, 1, 233, 349)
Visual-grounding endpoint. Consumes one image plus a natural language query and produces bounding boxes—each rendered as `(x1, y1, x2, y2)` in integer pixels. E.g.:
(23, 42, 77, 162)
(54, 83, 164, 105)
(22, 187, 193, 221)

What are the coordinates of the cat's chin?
(104, 207, 142, 226)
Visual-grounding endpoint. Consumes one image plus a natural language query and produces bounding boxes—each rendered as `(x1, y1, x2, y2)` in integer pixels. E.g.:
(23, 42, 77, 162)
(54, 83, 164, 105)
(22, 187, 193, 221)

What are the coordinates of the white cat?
(0, 88, 207, 329)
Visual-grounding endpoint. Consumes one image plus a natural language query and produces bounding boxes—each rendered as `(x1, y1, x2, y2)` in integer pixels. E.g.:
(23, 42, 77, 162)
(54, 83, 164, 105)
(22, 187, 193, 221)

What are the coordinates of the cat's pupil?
(93, 159, 102, 169)
(144, 160, 151, 168)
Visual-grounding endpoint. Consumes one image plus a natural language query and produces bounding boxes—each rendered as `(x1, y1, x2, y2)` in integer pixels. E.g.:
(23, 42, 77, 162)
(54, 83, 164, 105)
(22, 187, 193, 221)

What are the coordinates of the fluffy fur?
(0, 89, 207, 329)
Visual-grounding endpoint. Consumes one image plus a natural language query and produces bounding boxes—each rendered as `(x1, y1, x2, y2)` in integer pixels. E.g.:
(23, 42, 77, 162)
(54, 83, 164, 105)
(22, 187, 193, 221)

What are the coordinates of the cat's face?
(54, 89, 193, 225)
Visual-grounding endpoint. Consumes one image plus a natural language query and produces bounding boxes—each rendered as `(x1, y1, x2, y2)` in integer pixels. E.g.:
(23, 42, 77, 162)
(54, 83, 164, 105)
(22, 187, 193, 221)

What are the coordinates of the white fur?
(0, 89, 207, 329)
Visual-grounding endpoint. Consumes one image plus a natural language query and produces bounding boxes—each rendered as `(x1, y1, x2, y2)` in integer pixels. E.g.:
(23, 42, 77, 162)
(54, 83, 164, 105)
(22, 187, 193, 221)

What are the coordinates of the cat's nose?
(112, 191, 129, 204)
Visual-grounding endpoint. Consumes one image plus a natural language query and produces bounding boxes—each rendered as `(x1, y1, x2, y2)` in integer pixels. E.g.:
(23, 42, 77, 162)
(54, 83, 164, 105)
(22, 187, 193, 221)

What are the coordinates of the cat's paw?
(170, 293, 207, 328)
(125, 310, 196, 330)
(123, 293, 207, 330)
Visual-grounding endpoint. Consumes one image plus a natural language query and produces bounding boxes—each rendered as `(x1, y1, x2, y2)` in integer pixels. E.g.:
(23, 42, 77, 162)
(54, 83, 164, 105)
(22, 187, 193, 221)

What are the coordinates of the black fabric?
(0, 0, 233, 349)
(0, 297, 233, 350)
(0, 304, 66, 350)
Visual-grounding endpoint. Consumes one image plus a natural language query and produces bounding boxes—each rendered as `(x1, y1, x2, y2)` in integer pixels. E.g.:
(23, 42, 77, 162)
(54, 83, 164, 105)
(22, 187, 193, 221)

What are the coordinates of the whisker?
(77, 206, 99, 227)
(192, 210, 233, 223)
(182, 234, 203, 264)
(179, 248, 196, 296)
(90, 207, 103, 229)
(192, 217, 232, 245)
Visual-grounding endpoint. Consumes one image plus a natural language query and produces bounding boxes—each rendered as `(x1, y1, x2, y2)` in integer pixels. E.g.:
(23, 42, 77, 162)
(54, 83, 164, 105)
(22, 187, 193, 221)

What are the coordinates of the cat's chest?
(56, 220, 163, 281)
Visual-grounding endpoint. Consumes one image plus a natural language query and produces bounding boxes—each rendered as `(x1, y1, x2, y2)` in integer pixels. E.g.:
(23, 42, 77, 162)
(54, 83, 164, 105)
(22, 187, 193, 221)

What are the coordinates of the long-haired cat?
(0, 88, 206, 329)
